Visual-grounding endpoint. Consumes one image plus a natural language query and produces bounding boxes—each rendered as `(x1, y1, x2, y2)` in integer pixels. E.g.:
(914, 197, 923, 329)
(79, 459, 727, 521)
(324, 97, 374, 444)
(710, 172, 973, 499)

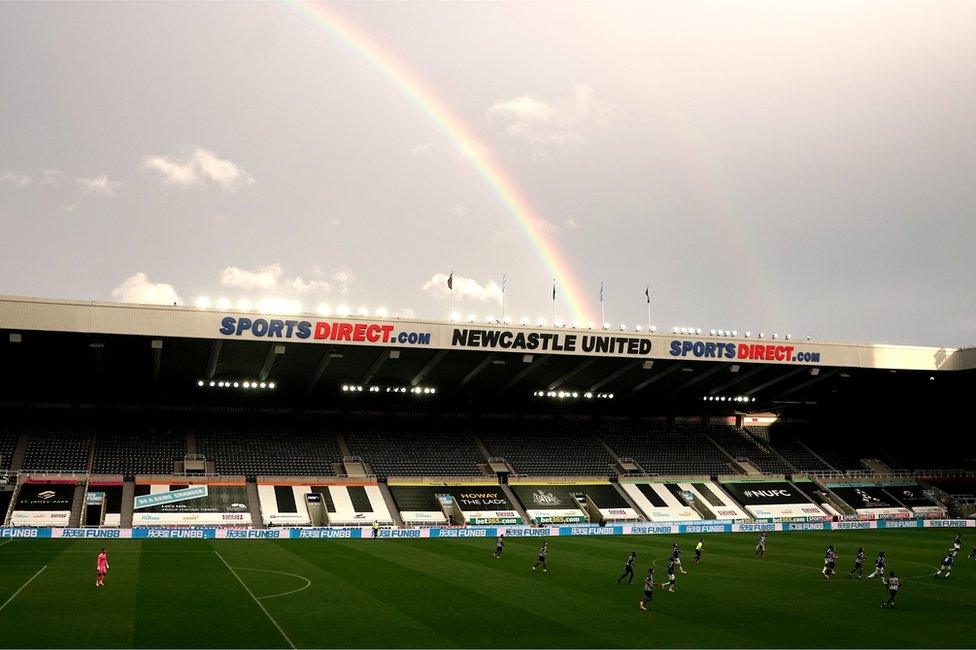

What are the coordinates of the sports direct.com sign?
(668, 340, 821, 363)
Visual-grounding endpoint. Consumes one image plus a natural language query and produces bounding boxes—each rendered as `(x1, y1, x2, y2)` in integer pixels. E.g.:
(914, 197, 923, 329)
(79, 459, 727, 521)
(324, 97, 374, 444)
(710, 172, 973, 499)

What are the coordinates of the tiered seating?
(0, 429, 19, 470)
(21, 430, 92, 472)
(706, 426, 789, 474)
(345, 430, 485, 479)
(92, 431, 187, 475)
(749, 427, 832, 472)
(603, 424, 731, 475)
(197, 430, 343, 476)
(480, 429, 614, 476)
(796, 435, 865, 472)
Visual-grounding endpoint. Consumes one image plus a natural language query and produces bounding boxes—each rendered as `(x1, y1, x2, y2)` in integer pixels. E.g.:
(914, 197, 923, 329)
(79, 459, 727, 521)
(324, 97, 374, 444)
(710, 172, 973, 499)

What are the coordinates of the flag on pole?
(501, 274, 507, 293)
(645, 286, 651, 303)
(447, 272, 454, 291)
(599, 282, 604, 304)
(552, 279, 556, 301)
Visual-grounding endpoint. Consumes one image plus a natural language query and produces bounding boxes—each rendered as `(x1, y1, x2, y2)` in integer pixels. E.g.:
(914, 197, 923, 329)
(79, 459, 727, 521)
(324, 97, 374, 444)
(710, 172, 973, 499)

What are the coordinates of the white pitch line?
(0, 539, 14, 548)
(213, 551, 296, 649)
(233, 567, 312, 600)
(0, 565, 46, 614)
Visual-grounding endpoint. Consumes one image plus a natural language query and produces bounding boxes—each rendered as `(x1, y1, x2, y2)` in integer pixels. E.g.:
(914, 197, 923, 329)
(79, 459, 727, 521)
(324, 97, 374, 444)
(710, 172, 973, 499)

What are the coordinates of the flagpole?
(645, 286, 651, 330)
(449, 270, 455, 318)
(551, 278, 556, 325)
(501, 274, 507, 322)
(600, 282, 605, 328)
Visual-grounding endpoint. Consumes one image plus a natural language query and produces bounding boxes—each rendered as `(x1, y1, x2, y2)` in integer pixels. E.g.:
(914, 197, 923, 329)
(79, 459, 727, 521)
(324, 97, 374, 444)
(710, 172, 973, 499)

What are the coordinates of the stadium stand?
(92, 430, 188, 475)
(480, 425, 615, 476)
(197, 429, 343, 476)
(344, 429, 486, 479)
(0, 429, 19, 470)
(706, 425, 789, 474)
(747, 425, 833, 472)
(21, 430, 92, 472)
(601, 422, 732, 475)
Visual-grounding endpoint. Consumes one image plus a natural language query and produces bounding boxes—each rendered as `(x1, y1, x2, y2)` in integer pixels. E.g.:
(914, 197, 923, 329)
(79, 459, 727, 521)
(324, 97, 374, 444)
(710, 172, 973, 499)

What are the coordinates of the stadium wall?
(2, 518, 971, 540)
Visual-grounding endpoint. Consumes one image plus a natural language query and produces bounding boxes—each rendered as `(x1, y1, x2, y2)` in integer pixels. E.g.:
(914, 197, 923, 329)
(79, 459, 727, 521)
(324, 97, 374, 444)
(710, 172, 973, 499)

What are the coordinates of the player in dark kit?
(867, 551, 886, 579)
(670, 543, 687, 573)
(493, 534, 505, 559)
(755, 532, 767, 558)
(821, 545, 837, 580)
(849, 547, 866, 579)
(662, 558, 678, 592)
(953, 533, 962, 552)
(969, 544, 976, 560)
(694, 538, 703, 564)
(935, 550, 955, 579)
(532, 541, 549, 572)
(881, 572, 901, 608)
(618, 551, 638, 584)
(639, 569, 655, 611)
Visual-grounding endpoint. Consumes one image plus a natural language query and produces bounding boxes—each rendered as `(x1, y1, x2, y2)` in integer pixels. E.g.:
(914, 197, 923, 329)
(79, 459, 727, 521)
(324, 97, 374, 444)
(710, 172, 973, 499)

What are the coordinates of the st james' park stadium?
(0, 295, 974, 648)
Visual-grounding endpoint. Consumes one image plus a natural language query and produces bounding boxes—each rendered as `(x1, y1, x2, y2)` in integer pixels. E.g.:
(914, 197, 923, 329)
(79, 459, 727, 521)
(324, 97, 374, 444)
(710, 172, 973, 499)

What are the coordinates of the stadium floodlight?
(376, 307, 388, 318)
(744, 331, 751, 338)
(216, 297, 232, 310)
(268, 382, 276, 389)
(584, 392, 593, 398)
(608, 393, 614, 399)
(785, 333, 791, 340)
(195, 297, 211, 309)
(233, 382, 239, 388)
(537, 318, 547, 327)
(197, 380, 204, 387)
(467, 313, 477, 323)
(619, 324, 627, 331)
(503, 316, 513, 325)
(486, 314, 496, 324)
(695, 328, 702, 335)
(519, 316, 530, 326)
(357, 307, 369, 317)
(450, 311, 461, 322)
(237, 299, 253, 312)
(758, 332, 765, 339)
(635, 325, 642, 332)
(709, 329, 716, 336)
(337, 305, 351, 317)
(342, 385, 349, 391)
(650, 326, 657, 332)
(554, 319, 565, 328)
(571, 392, 579, 398)
(604, 322, 612, 330)
(317, 303, 332, 316)
(672, 326, 679, 334)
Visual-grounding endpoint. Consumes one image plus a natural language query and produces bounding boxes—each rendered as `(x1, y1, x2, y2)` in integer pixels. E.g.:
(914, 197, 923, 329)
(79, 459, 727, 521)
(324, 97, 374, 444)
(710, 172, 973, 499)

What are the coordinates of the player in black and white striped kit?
(639, 569, 655, 611)
(755, 532, 767, 558)
(821, 545, 837, 580)
(532, 541, 549, 572)
(617, 552, 637, 584)
(493, 534, 505, 559)
(867, 551, 886, 579)
(881, 572, 901, 608)
(662, 557, 678, 592)
(953, 533, 962, 552)
(848, 547, 865, 579)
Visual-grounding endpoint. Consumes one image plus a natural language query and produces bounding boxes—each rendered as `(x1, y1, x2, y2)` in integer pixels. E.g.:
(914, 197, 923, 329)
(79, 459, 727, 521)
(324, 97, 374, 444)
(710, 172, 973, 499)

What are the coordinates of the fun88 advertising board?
(669, 339, 822, 364)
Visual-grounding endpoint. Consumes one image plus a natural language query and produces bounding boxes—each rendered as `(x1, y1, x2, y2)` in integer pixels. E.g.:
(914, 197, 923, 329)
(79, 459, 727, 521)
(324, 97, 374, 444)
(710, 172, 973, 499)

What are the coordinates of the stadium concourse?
(0, 295, 974, 532)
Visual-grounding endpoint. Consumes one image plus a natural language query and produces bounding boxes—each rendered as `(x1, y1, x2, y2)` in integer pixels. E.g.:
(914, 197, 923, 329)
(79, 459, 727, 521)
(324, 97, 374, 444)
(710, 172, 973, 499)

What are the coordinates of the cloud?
(41, 170, 64, 187)
(423, 273, 503, 305)
(488, 83, 614, 149)
(332, 267, 355, 295)
(77, 175, 121, 197)
(409, 142, 433, 156)
(219, 263, 347, 296)
(534, 218, 560, 233)
(111, 272, 183, 305)
(566, 218, 579, 230)
(219, 264, 282, 290)
(450, 203, 467, 219)
(0, 171, 31, 187)
(141, 148, 254, 192)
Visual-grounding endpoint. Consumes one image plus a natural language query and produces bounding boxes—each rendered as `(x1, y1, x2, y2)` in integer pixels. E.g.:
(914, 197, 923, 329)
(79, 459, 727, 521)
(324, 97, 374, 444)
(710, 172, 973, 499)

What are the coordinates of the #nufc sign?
(669, 340, 821, 363)
(452, 328, 651, 356)
(134, 485, 208, 510)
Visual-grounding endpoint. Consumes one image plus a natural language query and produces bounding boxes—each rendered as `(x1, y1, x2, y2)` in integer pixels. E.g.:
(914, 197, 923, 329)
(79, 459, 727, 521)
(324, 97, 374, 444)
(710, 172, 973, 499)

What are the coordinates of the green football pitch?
(0, 528, 972, 648)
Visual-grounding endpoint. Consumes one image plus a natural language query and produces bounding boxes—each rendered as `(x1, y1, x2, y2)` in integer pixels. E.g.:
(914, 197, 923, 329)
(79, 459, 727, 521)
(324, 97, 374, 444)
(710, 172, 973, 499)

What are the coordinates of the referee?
(617, 551, 638, 584)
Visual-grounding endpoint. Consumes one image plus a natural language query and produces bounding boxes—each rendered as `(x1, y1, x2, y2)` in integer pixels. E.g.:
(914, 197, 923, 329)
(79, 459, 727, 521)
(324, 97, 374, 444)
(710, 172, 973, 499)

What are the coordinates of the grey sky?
(1, 1, 974, 346)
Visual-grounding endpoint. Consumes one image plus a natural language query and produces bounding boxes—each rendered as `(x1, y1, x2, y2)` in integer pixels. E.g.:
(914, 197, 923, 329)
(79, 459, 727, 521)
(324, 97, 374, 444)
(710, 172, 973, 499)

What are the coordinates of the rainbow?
(290, 1, 596, 324)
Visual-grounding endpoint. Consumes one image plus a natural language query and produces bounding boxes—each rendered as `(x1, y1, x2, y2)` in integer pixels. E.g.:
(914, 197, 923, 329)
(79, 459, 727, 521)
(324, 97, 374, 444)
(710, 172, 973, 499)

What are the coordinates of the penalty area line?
(0, 565, 46, 614)
(213, 550, 297, 649)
